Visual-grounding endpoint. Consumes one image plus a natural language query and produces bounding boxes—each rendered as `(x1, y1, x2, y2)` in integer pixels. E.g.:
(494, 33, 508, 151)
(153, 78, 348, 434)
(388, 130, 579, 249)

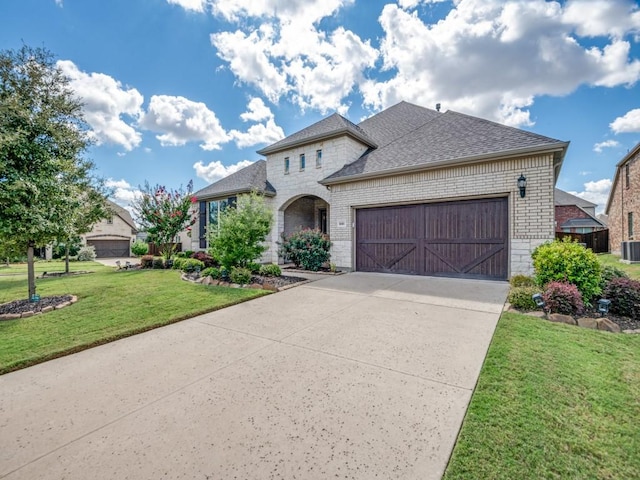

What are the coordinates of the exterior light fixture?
(597, 299, 611, 316)
(532, 293, 545, 311)
(517, 174, 527, 198)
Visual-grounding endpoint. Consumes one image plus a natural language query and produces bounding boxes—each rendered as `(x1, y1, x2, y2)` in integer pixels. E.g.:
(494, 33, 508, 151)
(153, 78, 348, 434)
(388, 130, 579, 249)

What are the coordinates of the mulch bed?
(0, 295, 73, 315)
(248, 275, 308, 289)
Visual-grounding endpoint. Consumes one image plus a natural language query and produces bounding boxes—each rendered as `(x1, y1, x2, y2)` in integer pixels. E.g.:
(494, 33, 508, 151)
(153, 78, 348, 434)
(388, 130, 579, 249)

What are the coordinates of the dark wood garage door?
(356, 198, 508, 280)
(86, 240, 130, 258)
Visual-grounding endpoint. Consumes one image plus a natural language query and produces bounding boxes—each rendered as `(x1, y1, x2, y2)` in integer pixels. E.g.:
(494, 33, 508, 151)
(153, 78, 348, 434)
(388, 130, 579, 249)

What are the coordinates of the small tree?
(132, 181, 197, 260)
(208, 192, 273, 270)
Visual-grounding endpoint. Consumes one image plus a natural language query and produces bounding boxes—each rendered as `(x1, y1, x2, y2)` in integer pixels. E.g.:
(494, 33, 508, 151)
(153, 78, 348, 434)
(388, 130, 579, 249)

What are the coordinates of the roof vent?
(435, 103, 441, 112)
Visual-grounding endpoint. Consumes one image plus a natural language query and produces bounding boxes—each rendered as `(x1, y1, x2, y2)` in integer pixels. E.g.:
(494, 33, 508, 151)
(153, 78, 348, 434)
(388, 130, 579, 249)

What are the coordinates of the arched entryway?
(282, 195, 329, 237)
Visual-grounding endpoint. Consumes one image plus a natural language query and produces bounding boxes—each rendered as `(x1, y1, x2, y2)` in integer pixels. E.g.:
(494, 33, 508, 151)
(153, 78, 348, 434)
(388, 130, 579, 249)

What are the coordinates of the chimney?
(435, 103, 441, 112)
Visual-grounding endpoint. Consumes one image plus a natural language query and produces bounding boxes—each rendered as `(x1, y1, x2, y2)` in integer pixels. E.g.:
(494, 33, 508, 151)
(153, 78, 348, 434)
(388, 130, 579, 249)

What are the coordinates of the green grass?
(444, 312, 640, 480)
(0, 261, 268, 374)
(598, 253, 640, 279)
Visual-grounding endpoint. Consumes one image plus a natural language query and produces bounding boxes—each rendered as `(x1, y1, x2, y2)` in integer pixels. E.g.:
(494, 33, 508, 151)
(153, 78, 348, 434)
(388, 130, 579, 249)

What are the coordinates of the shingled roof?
(554, 188, 597, 208)
(321, 104, 568, 184)
(256, 113, 377, 156)
(194, 160, 276, 200)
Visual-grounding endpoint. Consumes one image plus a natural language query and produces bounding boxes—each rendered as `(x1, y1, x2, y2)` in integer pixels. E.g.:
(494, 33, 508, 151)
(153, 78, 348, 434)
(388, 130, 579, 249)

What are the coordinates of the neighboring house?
(605, 141, 640, 256)
(554, 188, 607, 233)
(82, 201, 137, 258)
(191, 101, 569, 280)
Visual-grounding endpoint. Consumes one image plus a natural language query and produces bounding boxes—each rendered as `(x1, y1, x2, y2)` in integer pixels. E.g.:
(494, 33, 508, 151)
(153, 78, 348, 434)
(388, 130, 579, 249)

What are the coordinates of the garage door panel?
(356, 198, 508, 280)
(87, 240, 130, 258)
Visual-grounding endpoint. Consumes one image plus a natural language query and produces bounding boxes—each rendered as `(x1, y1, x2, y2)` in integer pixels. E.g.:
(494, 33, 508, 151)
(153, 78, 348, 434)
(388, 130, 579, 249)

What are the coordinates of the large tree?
(0, 45, 99, 299)
(132, 181, 197, 260)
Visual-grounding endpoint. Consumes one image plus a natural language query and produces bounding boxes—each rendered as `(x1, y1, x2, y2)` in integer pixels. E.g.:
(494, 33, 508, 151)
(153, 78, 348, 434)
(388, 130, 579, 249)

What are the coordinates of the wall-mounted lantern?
(518, 174, 527, 198)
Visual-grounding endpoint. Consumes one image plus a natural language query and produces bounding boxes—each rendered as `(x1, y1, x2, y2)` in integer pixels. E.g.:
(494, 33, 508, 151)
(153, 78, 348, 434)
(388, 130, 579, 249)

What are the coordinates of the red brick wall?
(555, 205, 592, 232)
(608, 146, 640, 255)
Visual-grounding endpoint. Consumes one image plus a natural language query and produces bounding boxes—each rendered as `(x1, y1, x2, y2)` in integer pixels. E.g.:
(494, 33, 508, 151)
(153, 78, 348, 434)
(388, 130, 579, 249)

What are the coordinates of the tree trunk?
(65, 242, 70, 274)
(27, 240, 36, 300)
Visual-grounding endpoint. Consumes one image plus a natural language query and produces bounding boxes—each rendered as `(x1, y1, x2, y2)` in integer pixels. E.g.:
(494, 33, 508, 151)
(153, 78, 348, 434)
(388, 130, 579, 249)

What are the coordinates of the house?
(82, 200, 137, 258)
(554, 188, 606, 233)
(191, 101, 569, 280)
(605, 141, 640, 256)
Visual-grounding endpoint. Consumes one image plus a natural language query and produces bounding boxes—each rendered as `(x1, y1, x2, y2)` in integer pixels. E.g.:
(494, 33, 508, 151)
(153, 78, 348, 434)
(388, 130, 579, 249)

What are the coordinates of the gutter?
(320, 141, 570, 186)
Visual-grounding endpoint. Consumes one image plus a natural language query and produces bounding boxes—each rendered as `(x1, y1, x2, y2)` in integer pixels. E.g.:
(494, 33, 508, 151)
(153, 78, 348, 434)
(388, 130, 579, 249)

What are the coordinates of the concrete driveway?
(0, 273, 508, 480)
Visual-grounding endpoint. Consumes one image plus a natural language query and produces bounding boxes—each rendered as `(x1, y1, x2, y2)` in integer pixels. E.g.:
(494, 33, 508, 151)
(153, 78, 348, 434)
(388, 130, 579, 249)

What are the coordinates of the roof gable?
(554, 188, 597, 208)
(107, 200, 138, 232)
(256, 113, 376, 155)
(322, 109, 568, 184)
(194, 160, 276, 200)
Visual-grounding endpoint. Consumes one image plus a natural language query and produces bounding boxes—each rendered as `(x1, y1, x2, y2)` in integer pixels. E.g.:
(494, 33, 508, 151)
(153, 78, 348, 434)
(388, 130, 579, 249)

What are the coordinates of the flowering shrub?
(603, 277, 640, 319)
(132, 181, 198, 259)
(532, 238, 601, 304)
(542, 281, 584, 315)
(278, 228, 331, 271)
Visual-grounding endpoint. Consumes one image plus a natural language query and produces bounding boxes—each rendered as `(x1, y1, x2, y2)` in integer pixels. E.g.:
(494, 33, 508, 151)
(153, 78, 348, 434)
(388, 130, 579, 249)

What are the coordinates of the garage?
(355, 197, 508, 280)
(86, 239, 130, 258)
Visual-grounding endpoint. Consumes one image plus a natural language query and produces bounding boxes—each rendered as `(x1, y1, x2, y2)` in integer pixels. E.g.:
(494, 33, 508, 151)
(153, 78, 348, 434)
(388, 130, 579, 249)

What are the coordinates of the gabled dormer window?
(284, 157, 290, 175)
(316, 149, 322, 168)
(300, 153, 306, 171)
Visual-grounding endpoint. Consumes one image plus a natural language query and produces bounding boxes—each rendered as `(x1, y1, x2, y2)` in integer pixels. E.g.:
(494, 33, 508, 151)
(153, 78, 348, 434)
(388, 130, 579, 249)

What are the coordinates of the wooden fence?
(146, 242, 182, 256)
(555, 230, 609, 254)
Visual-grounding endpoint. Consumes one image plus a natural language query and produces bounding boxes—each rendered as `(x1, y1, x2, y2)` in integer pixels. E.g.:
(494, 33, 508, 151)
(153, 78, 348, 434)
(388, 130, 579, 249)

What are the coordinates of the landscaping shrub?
(208, 192, 273, 270)
(542, 281, 584, 315)
(510, 274, 535, 288)
(531, 238, 601, 304)
(52, 239, 81, 259)
(172, 257, 186, 270)
(190, 251, 217, 268)
(248, 262, 262, 273)
(230, 266, 252, 285)
(201, 267, 222, 279)
(600, 265, 629, 291)
(603, 277, 640, 319)
(507, 286, 539, 311)
(77, 245, 96, 262)
(181, 258, 205, 273)
(152, 257, 165, 269)
(140, 255, 154, 269)
(278, 228, 331, 272)
(259, 264, 282, 277)
(131, 240, 149, 257)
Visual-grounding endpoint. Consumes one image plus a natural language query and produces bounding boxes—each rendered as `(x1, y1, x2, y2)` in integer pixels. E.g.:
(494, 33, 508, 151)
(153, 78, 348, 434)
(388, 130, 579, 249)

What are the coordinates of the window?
(208, 196, 237, 235)
(300, 153, 306, 171)
(284, 157, 290, 174)
(629, 212, 634, 238)
(106, 217, 113, 225)
(199, 201, 207, 249)
(626, 164, 631, 188)
(316, 149, 322, 168)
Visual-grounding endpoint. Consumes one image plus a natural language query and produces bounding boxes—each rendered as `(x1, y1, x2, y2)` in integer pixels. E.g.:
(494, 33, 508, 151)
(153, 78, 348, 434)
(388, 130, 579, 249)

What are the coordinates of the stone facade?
(82, 215, 136, 244)
(607, 143, 640, 255)
(328, 154, 556, 276)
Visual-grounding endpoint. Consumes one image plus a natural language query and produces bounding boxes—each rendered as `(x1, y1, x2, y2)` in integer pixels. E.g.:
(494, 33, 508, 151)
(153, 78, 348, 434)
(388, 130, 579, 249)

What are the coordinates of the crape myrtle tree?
(132, 181, 197, 261)
(0, 45, 103, 300)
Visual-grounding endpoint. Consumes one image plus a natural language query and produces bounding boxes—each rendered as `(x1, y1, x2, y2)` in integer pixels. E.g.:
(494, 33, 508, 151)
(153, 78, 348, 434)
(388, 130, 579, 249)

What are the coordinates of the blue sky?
(2, 0, 640, 213)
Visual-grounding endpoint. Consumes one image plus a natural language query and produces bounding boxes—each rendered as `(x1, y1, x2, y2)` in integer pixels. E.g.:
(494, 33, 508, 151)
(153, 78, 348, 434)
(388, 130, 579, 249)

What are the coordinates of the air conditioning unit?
(621, 241, 640, 263)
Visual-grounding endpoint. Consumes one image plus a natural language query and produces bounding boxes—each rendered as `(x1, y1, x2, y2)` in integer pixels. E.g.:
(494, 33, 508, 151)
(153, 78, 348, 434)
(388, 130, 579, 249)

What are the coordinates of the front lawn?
(444, 312, 639, 480)
(0, 261, 268, 374)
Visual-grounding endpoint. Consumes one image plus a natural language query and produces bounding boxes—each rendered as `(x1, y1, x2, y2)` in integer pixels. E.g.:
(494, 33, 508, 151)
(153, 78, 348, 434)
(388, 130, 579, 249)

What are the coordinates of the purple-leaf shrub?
(542, 281, 584, 315)
(603, 277, 640, 320)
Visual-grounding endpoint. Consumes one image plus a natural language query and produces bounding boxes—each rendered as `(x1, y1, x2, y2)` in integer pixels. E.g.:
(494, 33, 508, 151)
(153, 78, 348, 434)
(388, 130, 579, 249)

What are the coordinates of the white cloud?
(579, 170, 592, 176)
(210, 0, 377, 113)
(569, 178, 613, 214)
(140, 95, 231, 150)
(610, 108, 640, 133)
(363, 1, 640, 126)
(193, 159, 254, 183)
(166, 0, 207, 12)
(58, 60, 143, 151)
(55, 0, 63, 7)
(593, 140, 620, 152)
(228, 97, 285, 148)
(106, 178, 142, 206)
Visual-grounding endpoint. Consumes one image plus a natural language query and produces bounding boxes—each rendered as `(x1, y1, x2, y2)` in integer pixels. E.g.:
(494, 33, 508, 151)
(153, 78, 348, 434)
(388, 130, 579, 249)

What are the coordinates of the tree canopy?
(0, 45, 103, 298)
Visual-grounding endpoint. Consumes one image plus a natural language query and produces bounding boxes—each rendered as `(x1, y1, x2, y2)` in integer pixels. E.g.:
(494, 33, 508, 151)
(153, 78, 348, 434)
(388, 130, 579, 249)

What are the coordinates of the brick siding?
(608, 147, 640, 255)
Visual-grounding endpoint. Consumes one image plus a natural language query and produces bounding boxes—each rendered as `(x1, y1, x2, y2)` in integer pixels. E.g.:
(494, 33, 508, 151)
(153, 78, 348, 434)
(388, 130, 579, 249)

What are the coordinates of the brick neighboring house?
(82, 201, 137, 258)
(554, 188, 606, 233)
(605, 141, 640, 256)
(190, 102, 569, 280)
